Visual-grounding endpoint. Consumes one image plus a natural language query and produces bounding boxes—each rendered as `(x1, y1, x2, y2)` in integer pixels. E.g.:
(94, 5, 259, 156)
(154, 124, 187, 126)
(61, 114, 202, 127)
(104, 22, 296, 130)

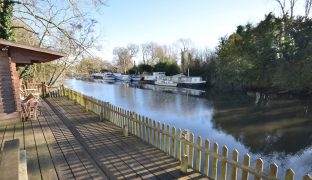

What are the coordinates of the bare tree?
(113, 44, 138, 74)
(141, 42, 155, 64)
(177, 38, 194, 73)
(8, 0, 107, 85)
(289, 0, 298, 18)
(305, 0, 312, 18)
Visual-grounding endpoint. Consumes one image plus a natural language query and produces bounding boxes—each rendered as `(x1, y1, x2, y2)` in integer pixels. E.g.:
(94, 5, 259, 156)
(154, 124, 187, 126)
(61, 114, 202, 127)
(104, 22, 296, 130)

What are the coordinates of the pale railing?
(47, 86, 312, 180)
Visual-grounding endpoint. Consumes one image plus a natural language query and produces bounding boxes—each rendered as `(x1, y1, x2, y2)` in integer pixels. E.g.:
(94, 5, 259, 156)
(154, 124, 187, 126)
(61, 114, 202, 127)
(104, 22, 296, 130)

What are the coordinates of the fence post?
(172, 127, 176, 158)
(285, 169, 295, 180)
(166, 125, 170, 155)
(211, 142, 219, 180)
(188, 133, 194, 168)
(196, 136, 202, 172)
(242, 154, 250, 180)
(181, 154, 188, 173)
(177, 129, 182, 161)
(269, 163, 278, 179)
(203, 139, 210, 176)
(160, 124, 165, 151)
(220, 146, 228, 180)
(303, 174, 312, 180)
(123, 125, 128, 137)
(231, 149, 239, 180)
(255, 158, 264, 180)
(157, 121, 161, 149)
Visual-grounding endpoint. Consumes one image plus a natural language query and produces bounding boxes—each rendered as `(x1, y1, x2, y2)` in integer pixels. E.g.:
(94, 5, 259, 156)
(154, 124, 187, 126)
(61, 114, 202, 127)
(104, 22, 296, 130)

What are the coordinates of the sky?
(91, 0, 297, 62)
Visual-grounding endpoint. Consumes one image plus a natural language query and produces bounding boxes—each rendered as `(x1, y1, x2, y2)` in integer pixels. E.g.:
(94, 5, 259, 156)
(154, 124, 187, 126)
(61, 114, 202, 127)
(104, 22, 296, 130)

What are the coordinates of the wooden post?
(269, 163, 278, 179)
(153, 121, 156, 146)
(149, 119, 152, 145)
(145, 118, 149, 143)
(177, 128, 182, 161)
(303, 174, 312, 180)
(181, 154, 188, 173)
(171, 127, 176, 158)
(220, 146, 228, 180)
(255, 158, 263, 180)
(242, 154, 250, 180)
(231, 149, 239, 180)
(123, 125, 128, 137)
(41, 82, 46, 97)
(183, 129, 190, 159)
(161, 124, 165, 151)
(285, 169, 295, 180)
(203, 139, 210, 176)
(211, 142, 219, 180)
(157, 121, 161, 149)
(166, 125, 170, 155)
(196, 136, 202, 172)
(188, 133, 194, 168)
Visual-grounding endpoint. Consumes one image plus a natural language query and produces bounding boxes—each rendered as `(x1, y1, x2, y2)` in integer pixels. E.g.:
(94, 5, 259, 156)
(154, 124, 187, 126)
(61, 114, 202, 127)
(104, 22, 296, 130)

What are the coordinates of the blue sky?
(92, 0, 285, 61)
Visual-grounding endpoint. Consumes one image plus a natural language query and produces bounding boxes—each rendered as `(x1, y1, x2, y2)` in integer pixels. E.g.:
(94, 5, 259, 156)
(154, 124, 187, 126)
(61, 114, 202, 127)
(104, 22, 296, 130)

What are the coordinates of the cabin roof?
(0, 39, 66, 65)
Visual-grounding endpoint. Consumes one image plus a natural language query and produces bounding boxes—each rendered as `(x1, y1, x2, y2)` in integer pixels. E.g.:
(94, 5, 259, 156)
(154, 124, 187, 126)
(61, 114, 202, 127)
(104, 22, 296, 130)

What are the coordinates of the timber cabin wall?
(0, 46, 20, 120)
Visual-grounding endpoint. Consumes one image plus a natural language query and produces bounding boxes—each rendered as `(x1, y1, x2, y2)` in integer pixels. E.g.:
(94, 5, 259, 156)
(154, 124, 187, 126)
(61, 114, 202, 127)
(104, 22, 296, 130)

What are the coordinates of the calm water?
(65, 79, 312, 178)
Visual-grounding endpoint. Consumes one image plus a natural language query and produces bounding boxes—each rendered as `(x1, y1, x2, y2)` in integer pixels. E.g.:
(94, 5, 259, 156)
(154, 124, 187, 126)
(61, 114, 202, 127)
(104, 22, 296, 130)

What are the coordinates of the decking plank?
(41, 103, 92, 180)
(31, 115, 58, 180)
(47, 97, 205, 180)
(41, 100, 107, 180)
(0, 125, 7, 151)
(24, 121, 42, 180)
(37, 112, 75, 180)
(1, 123, 15, 151)
(13, 122, 24, 150)
(57, 99, 187, 179)
(47, 98, 138, 180)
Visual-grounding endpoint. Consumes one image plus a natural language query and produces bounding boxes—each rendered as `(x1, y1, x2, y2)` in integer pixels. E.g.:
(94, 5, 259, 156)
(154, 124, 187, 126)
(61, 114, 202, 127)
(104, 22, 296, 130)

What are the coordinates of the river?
(65, 79, 312, 178)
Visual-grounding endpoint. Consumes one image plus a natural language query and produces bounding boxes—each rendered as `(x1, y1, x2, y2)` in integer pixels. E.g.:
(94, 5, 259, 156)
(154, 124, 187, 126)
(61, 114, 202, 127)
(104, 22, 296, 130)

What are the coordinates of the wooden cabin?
(0, 39, 65, 121)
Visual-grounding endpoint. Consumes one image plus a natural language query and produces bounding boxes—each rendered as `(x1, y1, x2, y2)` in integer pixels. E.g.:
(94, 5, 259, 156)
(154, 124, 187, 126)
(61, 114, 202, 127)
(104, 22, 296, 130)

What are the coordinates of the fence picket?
(242, 154, 251, 180)
(303, 174, 312, 180)
(161, 124, 165, 151)
(166, 125, 170, 155)
(269, 163, 278, 179)
(220, 146, 228, 180)
(255, 158, 264, 180)
(177, 128, 182, 161)
(285, 169, 295, 180)
(231, 149, 239, 180)
(196, 136, 202, 172)
(188, 133, 194, 168)
(157, 121, 161, 148)
(172, 127, 176, 158)
(203, 139, 210, 176)
(211, 142, 219, 180)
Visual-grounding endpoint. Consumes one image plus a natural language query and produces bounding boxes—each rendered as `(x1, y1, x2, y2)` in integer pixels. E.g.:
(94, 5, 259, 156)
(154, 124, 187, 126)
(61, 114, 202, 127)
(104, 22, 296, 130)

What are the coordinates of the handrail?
(47, 85, 312, 180)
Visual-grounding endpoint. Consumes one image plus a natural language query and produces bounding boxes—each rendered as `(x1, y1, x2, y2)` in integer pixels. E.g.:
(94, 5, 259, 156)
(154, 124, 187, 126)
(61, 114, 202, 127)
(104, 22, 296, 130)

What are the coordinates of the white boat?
(113, 73, 130, 81)
(90, 73, 105, 82)
(179, 76, 206, 84)
(130, 75, 141, 81)
(143, 72, 166, 84)
(155, 80, 178, 87)
(155, 76, 177, 87)
(103, 72, 116, 81)
(91, 72, 116, 81)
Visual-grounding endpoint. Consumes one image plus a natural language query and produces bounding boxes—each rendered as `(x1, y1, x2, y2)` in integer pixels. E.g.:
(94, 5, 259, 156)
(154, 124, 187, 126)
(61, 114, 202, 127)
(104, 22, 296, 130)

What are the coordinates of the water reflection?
(209, 92, 312, 155)
(65, 79, 312, 177)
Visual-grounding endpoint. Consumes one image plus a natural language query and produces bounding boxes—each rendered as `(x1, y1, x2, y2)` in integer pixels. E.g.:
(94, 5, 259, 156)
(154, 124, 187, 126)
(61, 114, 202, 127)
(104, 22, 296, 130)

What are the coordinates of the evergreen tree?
(0, 0, 14, 40)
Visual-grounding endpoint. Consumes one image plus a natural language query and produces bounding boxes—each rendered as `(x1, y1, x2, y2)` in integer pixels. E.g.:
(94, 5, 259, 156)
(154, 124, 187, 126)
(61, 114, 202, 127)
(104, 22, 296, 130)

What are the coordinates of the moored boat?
(155, 80, 178, 87)
(130, 74, 142, 81)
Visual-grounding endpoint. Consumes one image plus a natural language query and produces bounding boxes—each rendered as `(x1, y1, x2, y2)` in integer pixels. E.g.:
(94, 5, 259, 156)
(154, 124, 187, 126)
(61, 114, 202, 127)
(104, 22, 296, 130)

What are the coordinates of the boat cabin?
(0, 39, 65, 121)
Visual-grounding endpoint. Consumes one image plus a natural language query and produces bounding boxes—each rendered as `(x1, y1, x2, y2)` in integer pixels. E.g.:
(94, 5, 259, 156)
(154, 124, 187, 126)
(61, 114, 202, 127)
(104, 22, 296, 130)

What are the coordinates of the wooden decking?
(0, 97, 206, 180)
